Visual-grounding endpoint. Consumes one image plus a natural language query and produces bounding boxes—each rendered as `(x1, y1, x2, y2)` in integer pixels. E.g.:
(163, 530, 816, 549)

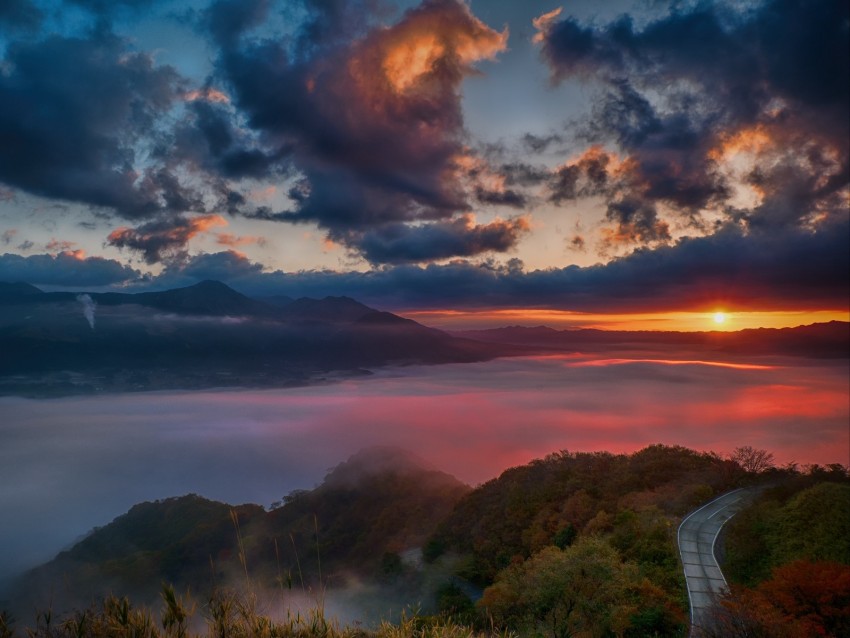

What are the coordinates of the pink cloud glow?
(1, 353, 846, 577)
(565, 358, 779, 370)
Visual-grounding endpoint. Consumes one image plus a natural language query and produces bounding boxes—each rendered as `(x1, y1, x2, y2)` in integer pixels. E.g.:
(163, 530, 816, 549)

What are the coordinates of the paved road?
(677, 488, 760, 636)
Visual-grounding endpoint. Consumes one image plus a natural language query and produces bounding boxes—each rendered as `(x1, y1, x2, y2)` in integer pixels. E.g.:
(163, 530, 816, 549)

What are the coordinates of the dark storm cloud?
(0, 252, 140, 286)
(603, 198, 670, 246)
(172, 249, 264, 280)
(203, 0, 271, 47)
(347, 215, 529, 264)
(586, 82, 731, 212)
(150, 217, 848, 313)
(500, 162, 550, 188)
(473, 186, 527, 208)
(521, 132, 564, 154)
(295, 0, 384, 50)
(146, 250, 264, 295)
(67, 0, 164, 12)
(0, 31, 190, 219)
(166, 98, 291, 180)
(536, 0, 849, 234)
(0, 0, 43, 31)
(549, 147, 612, 203)
(204, 0, 512, 262)
(107, 214, 227, 264)
(143, 249, 265, 290)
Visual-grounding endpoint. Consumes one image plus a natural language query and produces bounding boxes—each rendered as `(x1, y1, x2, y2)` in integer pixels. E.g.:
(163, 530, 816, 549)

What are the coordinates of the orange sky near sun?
(401, 308, 850, 332)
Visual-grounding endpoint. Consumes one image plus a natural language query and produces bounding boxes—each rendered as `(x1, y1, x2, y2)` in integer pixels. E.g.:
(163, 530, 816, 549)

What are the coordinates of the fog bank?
(1, 353, 847, 589)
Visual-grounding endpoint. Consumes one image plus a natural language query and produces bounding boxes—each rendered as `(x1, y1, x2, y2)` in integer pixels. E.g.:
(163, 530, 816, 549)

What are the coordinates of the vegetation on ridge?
(4, 445, 849, 638)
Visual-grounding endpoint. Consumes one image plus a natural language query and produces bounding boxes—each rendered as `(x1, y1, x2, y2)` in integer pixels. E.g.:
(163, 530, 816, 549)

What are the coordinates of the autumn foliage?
(700, 560, 850, 637)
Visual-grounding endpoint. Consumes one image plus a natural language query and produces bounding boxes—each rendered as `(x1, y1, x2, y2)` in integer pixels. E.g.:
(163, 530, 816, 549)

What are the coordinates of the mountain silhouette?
(0, 280, 510, 395)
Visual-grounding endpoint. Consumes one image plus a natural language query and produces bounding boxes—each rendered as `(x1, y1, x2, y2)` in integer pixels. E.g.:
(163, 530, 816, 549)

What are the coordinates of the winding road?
(677, 487, 761, 636)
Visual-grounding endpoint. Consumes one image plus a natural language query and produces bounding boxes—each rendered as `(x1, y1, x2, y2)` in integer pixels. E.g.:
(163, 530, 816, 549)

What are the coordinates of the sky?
(1, 353, 847, 586)
(0, 0, 848, 329)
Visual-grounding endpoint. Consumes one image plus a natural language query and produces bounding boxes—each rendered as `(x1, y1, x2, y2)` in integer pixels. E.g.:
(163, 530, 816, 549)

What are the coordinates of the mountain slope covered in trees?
(6, 446, 849, 637)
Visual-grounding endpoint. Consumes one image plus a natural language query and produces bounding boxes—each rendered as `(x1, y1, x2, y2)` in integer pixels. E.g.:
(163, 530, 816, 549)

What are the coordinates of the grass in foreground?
(1, 584, 512, 638)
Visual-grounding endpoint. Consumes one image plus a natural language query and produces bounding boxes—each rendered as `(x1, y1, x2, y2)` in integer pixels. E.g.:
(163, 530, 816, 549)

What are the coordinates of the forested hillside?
(5, 446, 849, 638)
(701, 469, 850, 637)
(13, 448, 469, 611)
(425, 445, 745, 636)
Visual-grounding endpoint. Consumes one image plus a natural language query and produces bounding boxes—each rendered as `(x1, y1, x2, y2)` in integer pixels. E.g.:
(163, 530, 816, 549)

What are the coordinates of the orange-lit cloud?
(45, 239, 76, 253)
(549, 145, 673, 250)
(532, 7, 563, 44)
(59, 249, 87, 261)
(600, 217, 671, 248)
(238, 0, 515, 262)
(107, 214, 228, 264)
(374, 3, 508, 93)
(708, 124, 773, 162)
(183, 88, 230, 103)
(215, 232, 267, 248)
(452, 151, 527, 208)
(249, 185, 277, 202)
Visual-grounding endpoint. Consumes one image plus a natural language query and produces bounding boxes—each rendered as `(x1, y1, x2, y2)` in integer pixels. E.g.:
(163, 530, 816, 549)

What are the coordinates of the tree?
(478, 538, 639, 638)
(729, 446, 775, 473)
(553, 523, 577, 549)
(772, 482, 850, 565)
(699, 561, 850, 638)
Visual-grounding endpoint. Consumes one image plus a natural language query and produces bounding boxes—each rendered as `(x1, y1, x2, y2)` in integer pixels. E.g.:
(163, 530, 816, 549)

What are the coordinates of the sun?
(713, 312, 727, 325)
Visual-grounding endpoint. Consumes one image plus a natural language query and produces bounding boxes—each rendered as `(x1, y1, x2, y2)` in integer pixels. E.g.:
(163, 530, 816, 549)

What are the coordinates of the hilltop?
(5, 444, 849, 636)
(13, 446, 470, 611)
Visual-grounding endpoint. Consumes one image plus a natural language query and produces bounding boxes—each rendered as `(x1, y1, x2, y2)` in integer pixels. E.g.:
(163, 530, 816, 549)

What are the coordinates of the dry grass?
(1, 584, 511, 638)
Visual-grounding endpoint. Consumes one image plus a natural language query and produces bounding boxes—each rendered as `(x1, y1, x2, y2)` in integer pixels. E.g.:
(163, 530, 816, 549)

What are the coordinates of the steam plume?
(76, 294, 96, 330)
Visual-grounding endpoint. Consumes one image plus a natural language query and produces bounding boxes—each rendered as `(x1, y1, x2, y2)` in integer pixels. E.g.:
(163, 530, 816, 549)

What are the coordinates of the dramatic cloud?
(171, 249, 264, 281)
(0, 30, 194, 218)
(179, 217, 848, 313)
(535, 0, 849, 241)
(0, 0, 42, 31)
(348, 214, 529, 264)
(207, 0, 512, 262)
(107, 214, 228, 264)
(44, 239, 76, 253)
(166, 98, 291, 181)
(67, 0, 163, 13)
(215, 233, 266, 248)
(0, 0, 846, 295)
(0, 252, 140, 287)
(547, 146, 673, 247)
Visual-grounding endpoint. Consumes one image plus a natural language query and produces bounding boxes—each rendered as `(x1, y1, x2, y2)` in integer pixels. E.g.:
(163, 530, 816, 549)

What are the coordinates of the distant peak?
(323, 446, 437, 487)
(186, 280, 235, 292)
(282, 295, 376, 323)
(0, 281, 44, 296)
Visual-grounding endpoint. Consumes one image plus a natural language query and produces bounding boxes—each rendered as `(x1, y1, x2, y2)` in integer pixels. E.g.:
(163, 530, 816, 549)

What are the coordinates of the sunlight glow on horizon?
(401, 308, 850, 332)
(565, 358, 778, 370)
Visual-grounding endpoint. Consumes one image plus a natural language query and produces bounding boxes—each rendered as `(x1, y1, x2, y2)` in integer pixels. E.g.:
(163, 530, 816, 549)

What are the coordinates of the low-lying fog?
(1, 353, 847, 590)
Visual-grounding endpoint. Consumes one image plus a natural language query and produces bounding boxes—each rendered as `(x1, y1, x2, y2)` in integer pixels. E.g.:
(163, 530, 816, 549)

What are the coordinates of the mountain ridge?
(12, 445, 471, 610)
(0, 280, 511, 396)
